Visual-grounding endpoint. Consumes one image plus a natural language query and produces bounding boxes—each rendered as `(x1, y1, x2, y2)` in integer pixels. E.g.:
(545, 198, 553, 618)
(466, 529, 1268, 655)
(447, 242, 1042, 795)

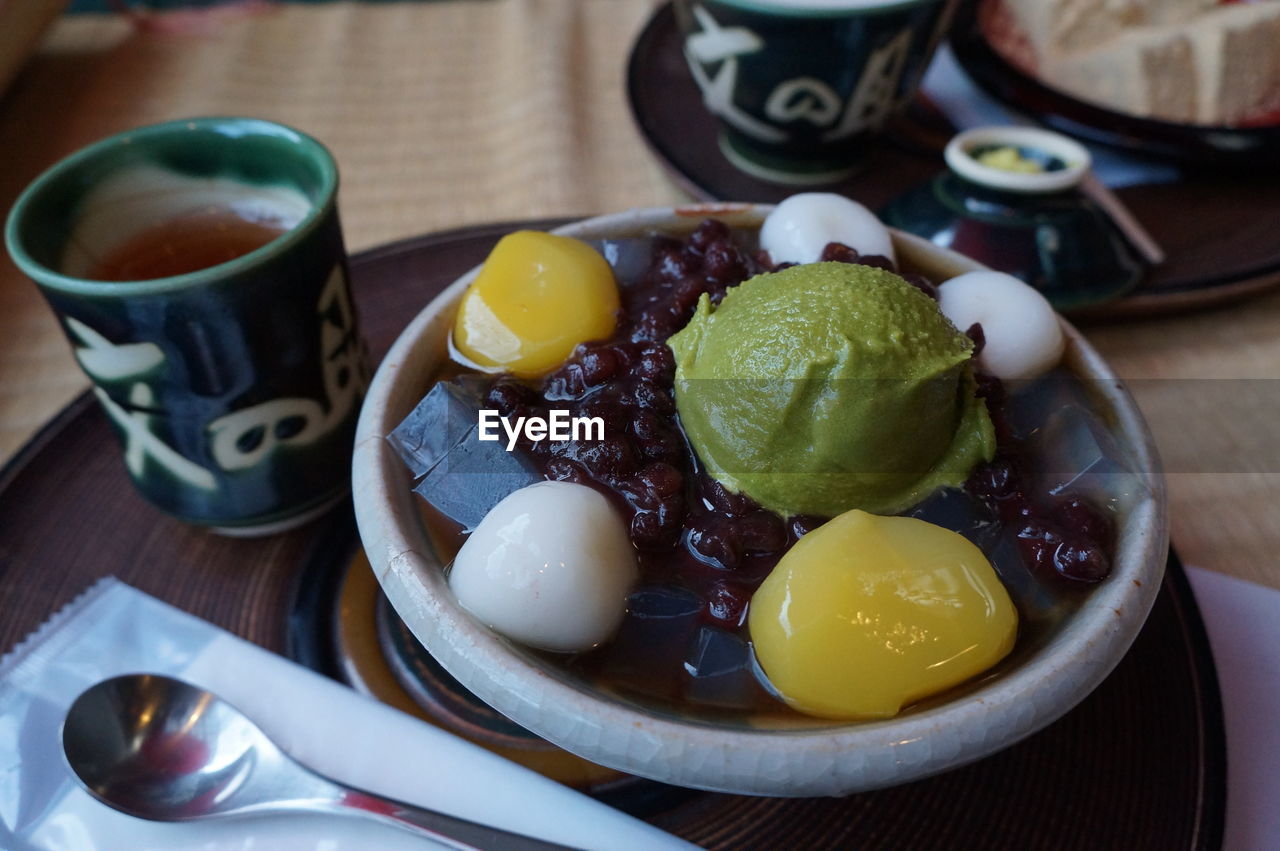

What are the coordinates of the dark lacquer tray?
(0, 221, 1224, 848)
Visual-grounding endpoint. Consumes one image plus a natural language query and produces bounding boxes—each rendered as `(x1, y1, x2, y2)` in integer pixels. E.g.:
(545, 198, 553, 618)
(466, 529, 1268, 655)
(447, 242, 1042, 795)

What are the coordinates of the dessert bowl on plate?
(352, 203, 1167, 797)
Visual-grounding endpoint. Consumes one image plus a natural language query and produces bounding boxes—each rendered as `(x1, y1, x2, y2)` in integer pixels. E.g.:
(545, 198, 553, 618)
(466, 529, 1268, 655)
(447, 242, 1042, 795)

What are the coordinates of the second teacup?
(674, 0, 959, 184)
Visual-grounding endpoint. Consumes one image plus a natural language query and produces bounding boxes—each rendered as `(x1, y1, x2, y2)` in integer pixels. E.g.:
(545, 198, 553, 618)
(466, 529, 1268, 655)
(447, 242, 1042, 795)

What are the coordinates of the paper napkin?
(1185, 566, 1280, 851)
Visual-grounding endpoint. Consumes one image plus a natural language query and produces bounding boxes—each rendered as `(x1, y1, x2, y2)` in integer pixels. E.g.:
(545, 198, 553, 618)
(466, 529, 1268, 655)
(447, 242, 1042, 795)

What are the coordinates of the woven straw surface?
(1, 1, 1276, 587)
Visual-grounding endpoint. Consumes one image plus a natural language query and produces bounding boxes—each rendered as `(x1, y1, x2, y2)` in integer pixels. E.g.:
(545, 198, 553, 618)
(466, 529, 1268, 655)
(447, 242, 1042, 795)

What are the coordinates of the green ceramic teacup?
(5, 117, 367, 535)
(674, 0, 957, 184)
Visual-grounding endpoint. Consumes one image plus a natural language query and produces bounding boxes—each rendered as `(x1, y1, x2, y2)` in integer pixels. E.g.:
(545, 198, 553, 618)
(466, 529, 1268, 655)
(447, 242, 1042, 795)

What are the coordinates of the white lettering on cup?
(92, 382, 218, 490)
(683, 4, 918, 145)
(683, 6, 789, 144)
(208, 397, 328, 471)
(822, 27, 911, 141)
(66, 316, 165, 380)
(765, 78, 843, 126)
(66, 316, 218, 490)
(208, 266, 365, 471)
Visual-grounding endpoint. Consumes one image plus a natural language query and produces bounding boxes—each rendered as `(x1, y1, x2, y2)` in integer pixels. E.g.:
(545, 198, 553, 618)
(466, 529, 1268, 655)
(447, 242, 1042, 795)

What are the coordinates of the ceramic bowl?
(353, 203, 1168, 797)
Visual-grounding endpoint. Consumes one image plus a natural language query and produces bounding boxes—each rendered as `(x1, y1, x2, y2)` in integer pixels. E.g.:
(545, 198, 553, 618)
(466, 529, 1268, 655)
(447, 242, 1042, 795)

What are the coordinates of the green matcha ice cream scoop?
(667, 262, 994, 518)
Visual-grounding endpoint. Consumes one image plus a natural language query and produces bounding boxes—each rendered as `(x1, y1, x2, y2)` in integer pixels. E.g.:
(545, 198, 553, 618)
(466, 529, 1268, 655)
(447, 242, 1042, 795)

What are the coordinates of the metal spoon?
(62, 673, 573, 849)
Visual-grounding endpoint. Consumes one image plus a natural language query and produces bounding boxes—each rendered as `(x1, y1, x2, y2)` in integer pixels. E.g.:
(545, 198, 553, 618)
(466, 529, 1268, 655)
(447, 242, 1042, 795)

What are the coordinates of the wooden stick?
(1080, 171, 1166, 266)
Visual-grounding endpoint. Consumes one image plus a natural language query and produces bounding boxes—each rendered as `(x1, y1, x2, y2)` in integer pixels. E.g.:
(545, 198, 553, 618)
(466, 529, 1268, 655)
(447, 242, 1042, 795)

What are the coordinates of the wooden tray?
(627, 2, 1280, 320)
(0, 221, 1225, 848)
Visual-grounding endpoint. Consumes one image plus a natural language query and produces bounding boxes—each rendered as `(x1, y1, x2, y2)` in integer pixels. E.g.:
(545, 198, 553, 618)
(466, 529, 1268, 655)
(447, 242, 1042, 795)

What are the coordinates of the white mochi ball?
(937, 271, 1066, 382)
(450, 480, 638, 653)
(760, 193, 896, 266)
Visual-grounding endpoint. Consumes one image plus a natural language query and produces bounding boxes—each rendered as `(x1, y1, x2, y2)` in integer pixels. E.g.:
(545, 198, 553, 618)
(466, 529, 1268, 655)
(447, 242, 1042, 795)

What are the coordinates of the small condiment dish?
(353, 204, 1167, 796)
(884, 128, 1145, 311)
(944, 125, 1091, 194)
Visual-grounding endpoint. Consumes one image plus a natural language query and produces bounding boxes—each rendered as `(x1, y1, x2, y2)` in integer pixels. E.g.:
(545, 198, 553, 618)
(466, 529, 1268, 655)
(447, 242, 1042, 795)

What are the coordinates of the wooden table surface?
(1, 1, 1277, 590)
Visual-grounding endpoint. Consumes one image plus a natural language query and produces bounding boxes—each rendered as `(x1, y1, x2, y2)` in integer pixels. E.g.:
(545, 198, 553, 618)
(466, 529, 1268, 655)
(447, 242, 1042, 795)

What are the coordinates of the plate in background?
(949, 0, 1280, 167)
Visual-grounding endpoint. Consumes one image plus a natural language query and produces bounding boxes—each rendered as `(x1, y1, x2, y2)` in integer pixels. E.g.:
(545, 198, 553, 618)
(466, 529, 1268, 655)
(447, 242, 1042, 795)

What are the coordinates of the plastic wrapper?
(0, 579, 688, 850)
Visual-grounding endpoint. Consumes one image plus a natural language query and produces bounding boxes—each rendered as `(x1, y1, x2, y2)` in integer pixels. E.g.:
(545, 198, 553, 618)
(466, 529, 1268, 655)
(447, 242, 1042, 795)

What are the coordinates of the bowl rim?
(353, 203, 1168, 796)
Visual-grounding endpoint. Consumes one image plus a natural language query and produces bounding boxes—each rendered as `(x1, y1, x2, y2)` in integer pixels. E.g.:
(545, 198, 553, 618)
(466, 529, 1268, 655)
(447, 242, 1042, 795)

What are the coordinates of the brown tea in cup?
(88, 207, 289, 282)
